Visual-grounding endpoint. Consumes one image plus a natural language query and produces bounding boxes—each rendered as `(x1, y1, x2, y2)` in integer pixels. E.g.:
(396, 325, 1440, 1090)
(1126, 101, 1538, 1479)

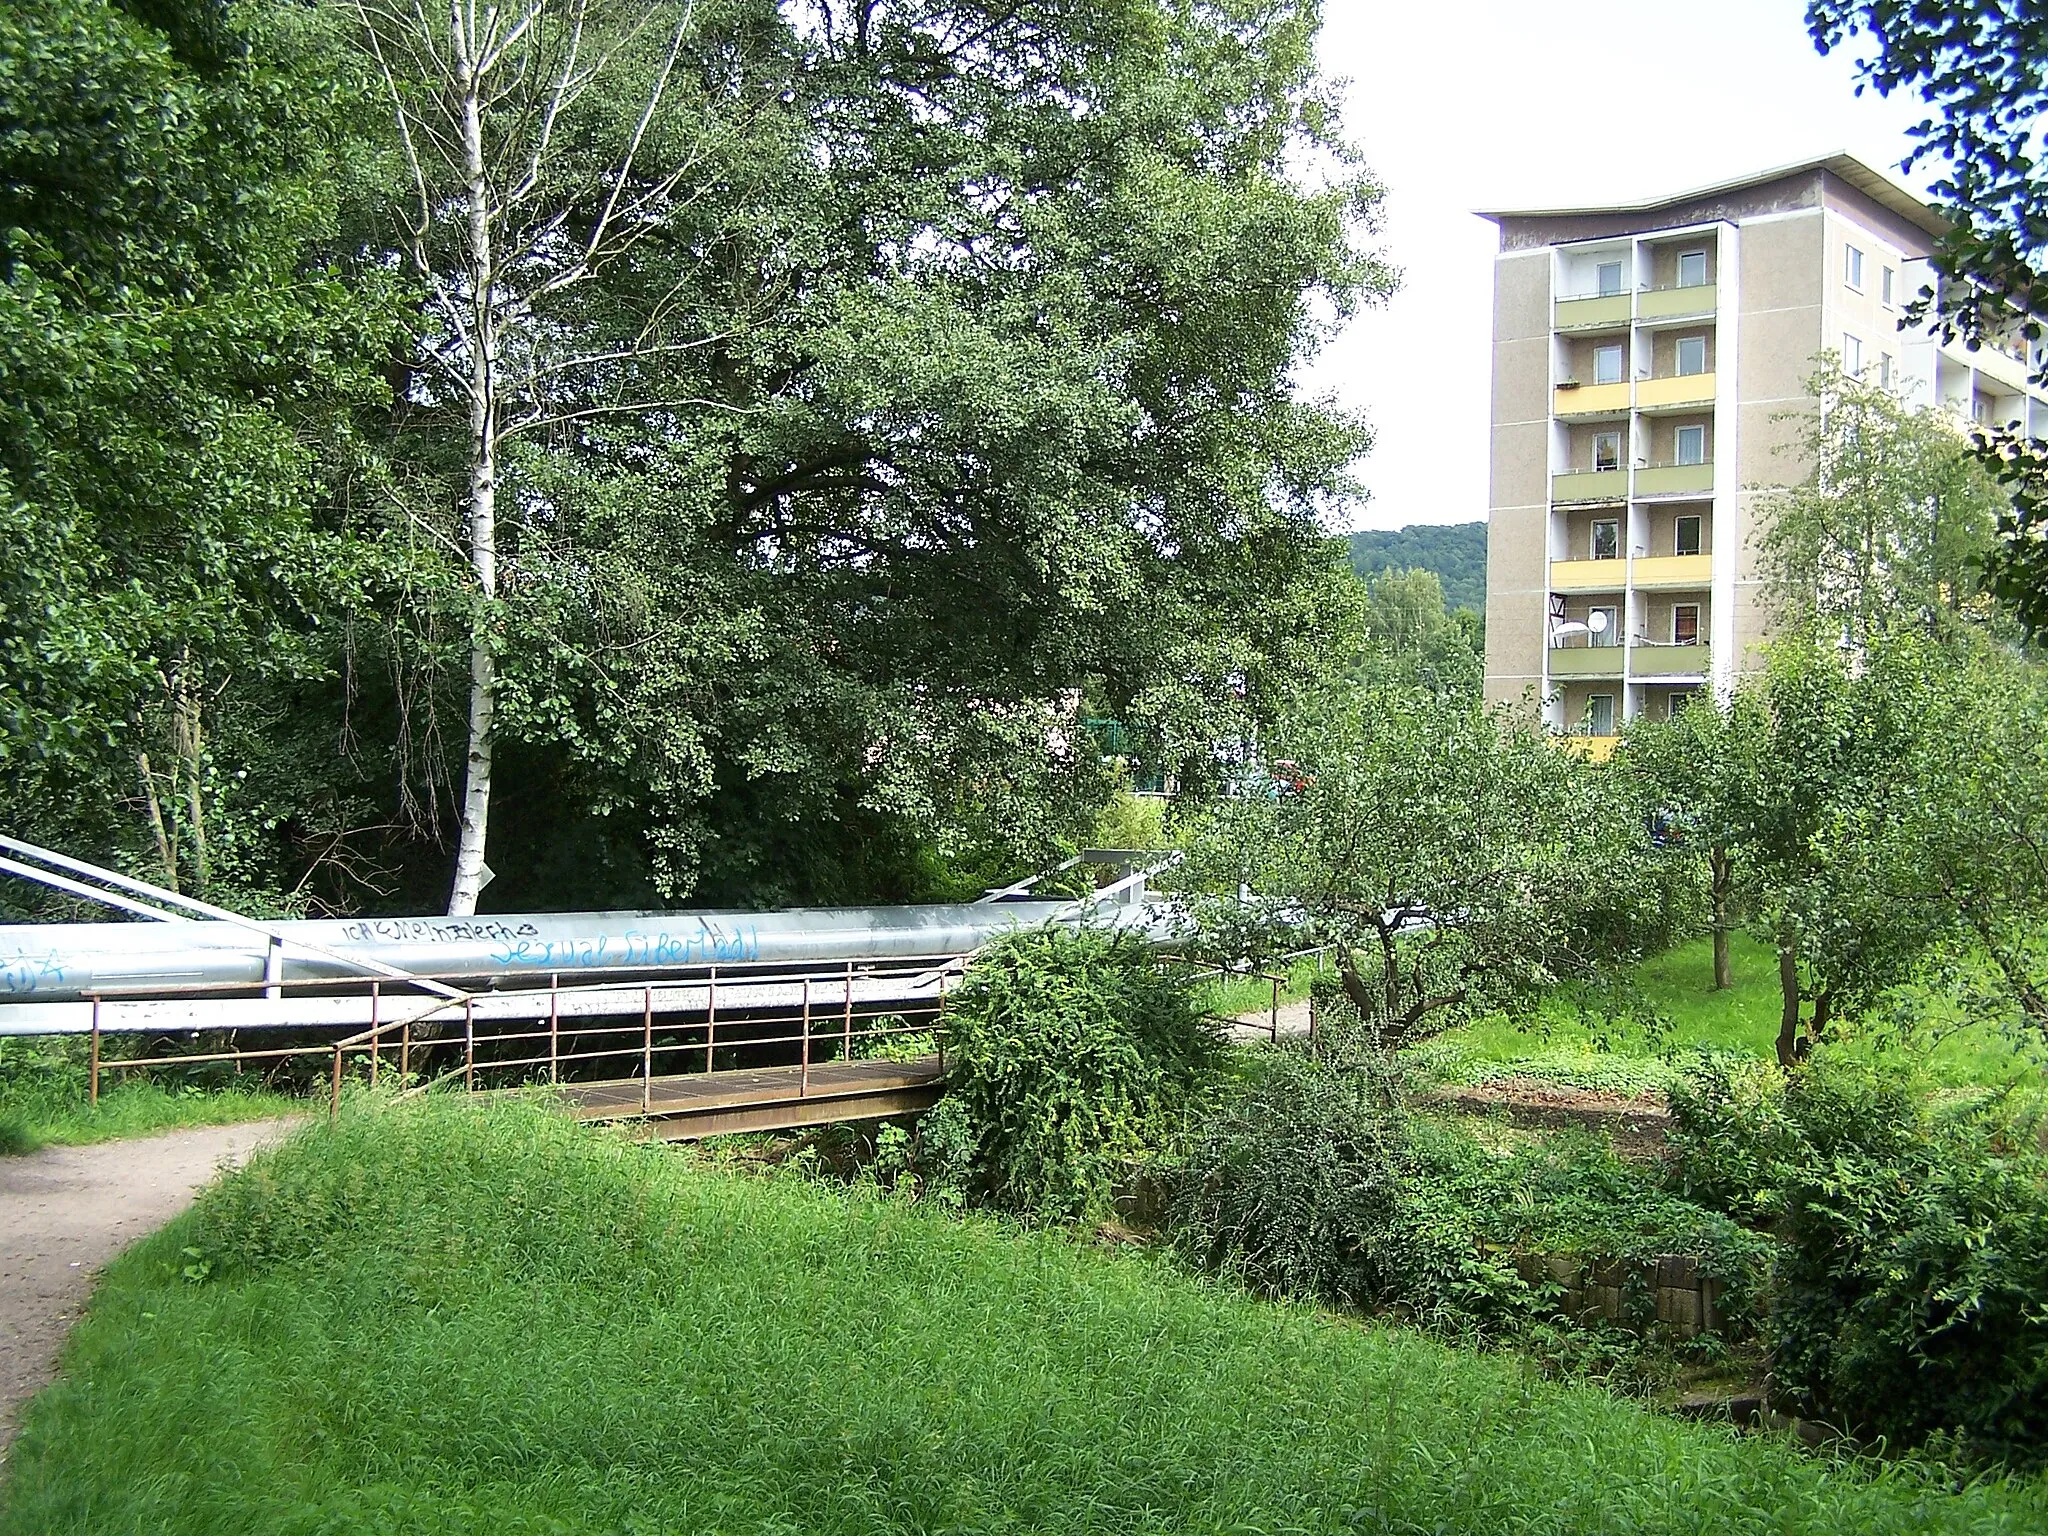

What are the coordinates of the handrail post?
(842, 958, 853, 1057)
(641, 986, 652, 1113)
(800, 978, 810, 1098)
(549, 973, 559, 1085)
(329, 1043, 343, 1123)
(1271, 974, 1280, 1043)
(89, 995, 101, 1107)
(937, 973, 948, 1072)
(401, 1018, 412, 1083)
(464, 998, 475, 1093)
(705, 966, 716, 1075)
(369, 982, 381, 1089)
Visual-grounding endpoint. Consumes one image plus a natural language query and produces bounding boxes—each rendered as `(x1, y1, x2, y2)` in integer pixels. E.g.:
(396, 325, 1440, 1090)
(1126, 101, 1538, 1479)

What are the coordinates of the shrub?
(1664, 1052, 1803, 1222)
(1768, 1059, 2048, 1467)
(939, 925, 1219, 1219)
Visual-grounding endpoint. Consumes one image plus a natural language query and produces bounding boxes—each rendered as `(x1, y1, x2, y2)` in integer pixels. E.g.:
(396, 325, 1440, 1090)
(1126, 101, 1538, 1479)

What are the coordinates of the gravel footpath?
(0, 1118, 300, 1461)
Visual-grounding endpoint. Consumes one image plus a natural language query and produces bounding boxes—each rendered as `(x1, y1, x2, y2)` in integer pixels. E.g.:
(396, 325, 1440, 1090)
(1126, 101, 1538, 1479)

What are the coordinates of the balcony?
(1631, 641, 1710, 678)
(1553, 381, 1631, 418)
(1635, 462, 1714, 497)
(1551, 468, 1628, 504)
(1632, 553, 1714, 588)
(1637, 371, 1716, 411)
(1555, 293, 1632, 331)
(1549, 645, 1626, 679)
(1638, 283, 1717, 322)
(1549, 558, 1627, 593)
(1559, 734, 1622, 763)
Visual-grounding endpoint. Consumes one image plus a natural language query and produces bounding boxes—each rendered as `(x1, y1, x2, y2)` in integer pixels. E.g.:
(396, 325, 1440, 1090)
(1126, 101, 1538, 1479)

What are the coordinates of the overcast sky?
(1302, 0, 1941, 532)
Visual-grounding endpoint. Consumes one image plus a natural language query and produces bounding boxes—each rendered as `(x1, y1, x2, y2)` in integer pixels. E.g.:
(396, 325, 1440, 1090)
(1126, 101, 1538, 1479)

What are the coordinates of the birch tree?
(353, 0, 729, 913)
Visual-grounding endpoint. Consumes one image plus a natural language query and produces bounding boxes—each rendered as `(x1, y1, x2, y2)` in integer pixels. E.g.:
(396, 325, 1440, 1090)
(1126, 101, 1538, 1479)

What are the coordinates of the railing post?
(843, 958, 853, 1057)
(401, 1018, 412, 1083)
(464, 998, 475, 1093)
(705, 966, 716, 1075)
(800, 979, 811, 1098)
(1270, 974, 1280, 1043)
(641, 986, 652, 1113)
(549, 973, 559, 1086)
(329, 1043, 343, 1123)
(368, 982, 381, 1089)
(937, 973, 948, 1071)
(89, 995, 101, 1107)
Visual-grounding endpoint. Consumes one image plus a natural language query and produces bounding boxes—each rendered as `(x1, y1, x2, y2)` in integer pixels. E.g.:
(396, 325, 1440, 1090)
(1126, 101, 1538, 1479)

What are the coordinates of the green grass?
(1192, 954, 1325, 1019)
(0, 1072, 302, 1152)
(1413, 934, 2048, 1097)
(5, 1097, 2044, 1533)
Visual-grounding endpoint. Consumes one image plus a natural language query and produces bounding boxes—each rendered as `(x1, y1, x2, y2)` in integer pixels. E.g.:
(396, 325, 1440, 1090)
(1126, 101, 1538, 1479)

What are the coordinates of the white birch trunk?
(447, 20, 499, 917)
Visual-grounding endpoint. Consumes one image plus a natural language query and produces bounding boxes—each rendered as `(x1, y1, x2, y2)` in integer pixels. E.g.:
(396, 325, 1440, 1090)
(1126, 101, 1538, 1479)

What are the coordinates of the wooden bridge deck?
(548, 1055, 946, 1140)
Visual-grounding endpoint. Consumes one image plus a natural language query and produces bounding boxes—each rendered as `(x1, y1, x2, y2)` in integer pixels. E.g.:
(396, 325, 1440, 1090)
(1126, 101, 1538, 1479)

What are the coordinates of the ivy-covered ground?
(5, 1098, 2043, 1535)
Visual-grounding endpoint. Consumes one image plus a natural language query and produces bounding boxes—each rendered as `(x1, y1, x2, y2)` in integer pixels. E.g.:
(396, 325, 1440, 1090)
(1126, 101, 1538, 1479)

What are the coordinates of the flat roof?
(1474, 152, 1946, 239)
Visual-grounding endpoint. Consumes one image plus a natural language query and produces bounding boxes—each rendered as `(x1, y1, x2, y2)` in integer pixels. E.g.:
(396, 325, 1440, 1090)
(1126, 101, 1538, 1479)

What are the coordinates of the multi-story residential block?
(1478, 153, 2048, 756)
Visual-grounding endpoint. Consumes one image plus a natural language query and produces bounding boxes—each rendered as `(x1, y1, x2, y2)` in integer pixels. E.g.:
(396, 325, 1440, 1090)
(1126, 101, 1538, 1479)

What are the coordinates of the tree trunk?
(171, 664, 208, 897)
(1775, 935, 1802, 1069)
(135, 748, 178, 894)
(447, 31, 499, 918)
(1709, 844, 1732, 991)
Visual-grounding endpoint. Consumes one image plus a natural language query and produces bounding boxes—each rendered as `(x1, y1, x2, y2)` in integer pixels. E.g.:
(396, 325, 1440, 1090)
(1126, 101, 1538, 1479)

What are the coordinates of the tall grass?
(5, 1098, 2042, 1533)
(0, 1036, 301, 1151)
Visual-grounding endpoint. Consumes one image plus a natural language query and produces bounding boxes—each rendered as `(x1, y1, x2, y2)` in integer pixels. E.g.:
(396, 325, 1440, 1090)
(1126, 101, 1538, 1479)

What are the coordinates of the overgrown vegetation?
(8, 1098, 2047, 1534)
(0, 1035, 300, 1150)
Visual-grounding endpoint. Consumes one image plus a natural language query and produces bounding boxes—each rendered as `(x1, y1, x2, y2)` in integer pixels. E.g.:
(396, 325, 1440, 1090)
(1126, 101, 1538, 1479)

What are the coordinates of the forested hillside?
(0, 0, 1392, 919)
(1347, 522, 1486, 612)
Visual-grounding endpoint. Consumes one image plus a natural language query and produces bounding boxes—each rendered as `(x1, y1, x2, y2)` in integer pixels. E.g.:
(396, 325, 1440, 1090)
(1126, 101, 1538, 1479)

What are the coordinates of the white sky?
(1302, 0, 1941, 532)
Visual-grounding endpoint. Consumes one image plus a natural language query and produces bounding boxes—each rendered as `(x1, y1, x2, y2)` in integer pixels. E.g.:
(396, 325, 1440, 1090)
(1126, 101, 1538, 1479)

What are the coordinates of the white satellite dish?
(1587, 610, 1610, 635)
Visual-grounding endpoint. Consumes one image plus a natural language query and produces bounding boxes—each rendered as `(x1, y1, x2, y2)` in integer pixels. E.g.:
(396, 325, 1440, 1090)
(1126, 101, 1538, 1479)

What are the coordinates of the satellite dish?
(1587, 610, 1610, 635)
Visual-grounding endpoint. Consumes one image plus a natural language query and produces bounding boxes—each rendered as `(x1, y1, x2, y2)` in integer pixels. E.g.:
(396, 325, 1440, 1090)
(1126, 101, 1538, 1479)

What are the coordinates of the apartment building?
(1478, 153, 2048, 755)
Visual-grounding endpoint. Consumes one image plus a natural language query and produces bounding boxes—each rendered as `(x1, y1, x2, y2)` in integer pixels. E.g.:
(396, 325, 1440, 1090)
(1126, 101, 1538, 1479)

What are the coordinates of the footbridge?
(0, 836, 1181, 1138)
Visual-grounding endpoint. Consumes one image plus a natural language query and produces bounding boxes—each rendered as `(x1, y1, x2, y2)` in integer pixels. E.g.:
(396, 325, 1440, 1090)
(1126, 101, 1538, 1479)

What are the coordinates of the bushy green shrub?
(1768, 1060, 2048, 1467)
(939, 925, 1219, 1219)
(1664, 1052, 1803, 1222)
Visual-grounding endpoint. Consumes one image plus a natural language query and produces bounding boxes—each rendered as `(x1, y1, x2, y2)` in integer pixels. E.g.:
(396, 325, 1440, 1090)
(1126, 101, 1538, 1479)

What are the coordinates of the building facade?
(1478, 154, 2048, 754)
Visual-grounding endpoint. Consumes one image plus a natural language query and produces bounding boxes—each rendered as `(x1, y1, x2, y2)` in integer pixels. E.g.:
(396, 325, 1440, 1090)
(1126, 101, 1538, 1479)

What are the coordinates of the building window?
(1881, 265, 1895, 306)
(1586, 694, 1616, 736)
(1594, 343, 1625, 385)
(1593, 431, 1621, 472)
(1667, 689, 1699, 718)
(1845, 244, 1864, 290)
(1677, 249, 1708, 288)
(1673, 603, 1701, 644)
(1589, 604, 1620, 647)
(1676, 335, 1707, 376)
(1675, 425, 1706, 466)
(1878, 351, 1895, 388)
(1591, 518, 1620, 560)
(1596, 260, 1624, 297)
(1675, 515, 1701, 556)
(1842, 333, 1863, 375)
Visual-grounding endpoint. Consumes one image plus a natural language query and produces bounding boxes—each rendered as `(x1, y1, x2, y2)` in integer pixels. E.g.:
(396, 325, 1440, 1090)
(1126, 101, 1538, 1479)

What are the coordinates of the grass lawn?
(1414, 934, 2047, 1096)
(1191, 953, 1326, 1019)
(0, 1070, 302, 1154)
(5, 1098, 2043, 1534)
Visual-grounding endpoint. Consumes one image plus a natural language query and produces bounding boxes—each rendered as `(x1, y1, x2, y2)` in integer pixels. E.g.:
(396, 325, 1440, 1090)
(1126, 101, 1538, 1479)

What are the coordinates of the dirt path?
(0, 1118, 300, 1460)
(1226, 999, 1312, 1043)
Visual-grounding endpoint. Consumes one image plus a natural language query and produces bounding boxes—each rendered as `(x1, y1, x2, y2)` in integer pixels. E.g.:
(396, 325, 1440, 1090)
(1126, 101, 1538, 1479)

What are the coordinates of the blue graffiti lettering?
(0, 949, 66, 996)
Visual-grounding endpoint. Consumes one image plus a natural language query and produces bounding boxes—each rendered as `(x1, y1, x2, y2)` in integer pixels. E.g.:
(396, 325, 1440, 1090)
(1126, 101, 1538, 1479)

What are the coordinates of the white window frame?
(1589, 604, 1620, 648)
(1591, 518, 1621, 561)
(1592, 431, 1621, 472)
(1675, 425, 1705, 466)
(1672, 603, 1701, 645)
(1878, 352, 1895, 389)
(1586, 694, 1617, 736)
(1881, 265, 1895, 307)
(1675, 334, 1707, 377)
(1593, 343, 1625, 385)
(1845, 244, 1864, 290)
(1596, 260, 1624, 298)
(1843, 333, 1863, 375)
(1667, 689, 1698, 719)
(1675, 515, 1701, 556)
(1677, 248, 1708, 288)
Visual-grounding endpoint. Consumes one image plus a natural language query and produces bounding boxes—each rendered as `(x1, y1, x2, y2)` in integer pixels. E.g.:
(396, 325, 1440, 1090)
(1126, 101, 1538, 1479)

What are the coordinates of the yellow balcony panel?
(1635, 462, 1714, 497)
(1551, 468, 1628, 504)
(1632, 642, 1711, 678)
(1638, 283, 1717, 322)
(1637, 371, 1716, 410)
(1548, 646, 1625, 679)
(1554, 381, 1631, 417)
(1559, 734, 1622, 763)
(1555, 293, 1632, 331)
(1549, 558, 1627, 593)
(1632, 554, 1714, 588)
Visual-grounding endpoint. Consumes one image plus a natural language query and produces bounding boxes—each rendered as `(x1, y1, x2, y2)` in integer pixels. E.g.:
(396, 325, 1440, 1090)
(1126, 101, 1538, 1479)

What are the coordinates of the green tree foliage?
(1761, 362, 2006, 639)
(0, 0, 402, 906)
(1345, 521, 1486, 613)
(935, 925, 1219, 1219)
(1357, 566, 1482, 696)
(1184, 681, 1674, 1049)
(1806, 2, 2048, 632)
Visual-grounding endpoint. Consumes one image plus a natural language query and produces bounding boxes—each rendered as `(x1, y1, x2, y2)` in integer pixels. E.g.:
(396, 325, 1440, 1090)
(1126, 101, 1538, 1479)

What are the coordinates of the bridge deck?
(546, 1054, 946, 1140)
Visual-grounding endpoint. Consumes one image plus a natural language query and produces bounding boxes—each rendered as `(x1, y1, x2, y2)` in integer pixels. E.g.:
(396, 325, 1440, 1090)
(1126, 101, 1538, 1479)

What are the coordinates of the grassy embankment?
(0, 1038, 301, 1153)
(4, 1098, 2043, 1534)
